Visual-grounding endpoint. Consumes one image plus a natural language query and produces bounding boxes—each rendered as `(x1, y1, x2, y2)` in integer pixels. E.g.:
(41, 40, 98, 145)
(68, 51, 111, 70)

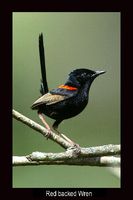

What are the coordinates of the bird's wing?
(31, 87, 78, 109)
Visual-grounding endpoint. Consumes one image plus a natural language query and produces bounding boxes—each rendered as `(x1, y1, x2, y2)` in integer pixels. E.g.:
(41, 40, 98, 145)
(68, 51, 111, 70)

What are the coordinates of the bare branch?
(13, 150, 120, 167)
(13, 109, 72, 149)
(80, 144, 120, 157)
(13, 109, 120, 167)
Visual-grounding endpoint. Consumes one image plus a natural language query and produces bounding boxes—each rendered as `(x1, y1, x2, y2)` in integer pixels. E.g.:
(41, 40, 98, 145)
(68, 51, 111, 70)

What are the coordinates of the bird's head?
(67, 68, 106, 87)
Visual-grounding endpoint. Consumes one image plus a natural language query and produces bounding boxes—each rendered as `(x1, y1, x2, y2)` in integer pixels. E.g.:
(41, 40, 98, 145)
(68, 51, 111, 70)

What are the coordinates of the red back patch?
(58, 85, 78, 91)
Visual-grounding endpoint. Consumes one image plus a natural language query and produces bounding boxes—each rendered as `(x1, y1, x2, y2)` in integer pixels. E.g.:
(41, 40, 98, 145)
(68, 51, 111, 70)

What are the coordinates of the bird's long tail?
(39, 33, 49, 95)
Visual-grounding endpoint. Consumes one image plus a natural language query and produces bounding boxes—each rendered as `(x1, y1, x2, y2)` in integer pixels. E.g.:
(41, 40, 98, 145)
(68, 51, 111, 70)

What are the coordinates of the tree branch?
(13, 151, 120, 167)
(13, 109, 72, 149)
(13, 109, 120, 167)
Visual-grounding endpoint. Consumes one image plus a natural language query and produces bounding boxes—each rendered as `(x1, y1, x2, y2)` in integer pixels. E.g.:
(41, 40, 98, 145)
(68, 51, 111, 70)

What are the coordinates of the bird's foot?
(45, 128, 52, 140)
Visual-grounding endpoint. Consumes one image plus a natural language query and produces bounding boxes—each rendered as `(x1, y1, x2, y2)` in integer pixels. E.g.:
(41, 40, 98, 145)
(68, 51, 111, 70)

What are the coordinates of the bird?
(31, 68, 105, 144)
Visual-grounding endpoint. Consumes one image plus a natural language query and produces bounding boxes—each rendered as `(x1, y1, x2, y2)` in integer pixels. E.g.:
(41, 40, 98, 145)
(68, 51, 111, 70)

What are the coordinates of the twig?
(80, 145, 120, 157)
(12, 110, 120, 153)
(13, 109, 71, 149)
(13, 150, 120, 167)
(13, 109, 121, 167)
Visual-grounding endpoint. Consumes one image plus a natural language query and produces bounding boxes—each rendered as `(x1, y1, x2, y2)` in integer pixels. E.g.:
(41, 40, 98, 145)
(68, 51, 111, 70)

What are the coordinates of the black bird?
(31, 68, 105, 140)
(31, 34, 105, 145)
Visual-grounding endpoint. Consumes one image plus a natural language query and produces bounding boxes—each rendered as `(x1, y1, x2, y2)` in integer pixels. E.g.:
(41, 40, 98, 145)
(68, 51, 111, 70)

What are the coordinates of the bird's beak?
(93, 70, 106, 78)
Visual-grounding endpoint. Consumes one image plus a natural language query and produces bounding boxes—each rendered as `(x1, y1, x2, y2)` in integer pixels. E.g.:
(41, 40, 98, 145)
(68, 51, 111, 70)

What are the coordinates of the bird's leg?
(38, 111, 51, 139)
(53, 120, 80, 147)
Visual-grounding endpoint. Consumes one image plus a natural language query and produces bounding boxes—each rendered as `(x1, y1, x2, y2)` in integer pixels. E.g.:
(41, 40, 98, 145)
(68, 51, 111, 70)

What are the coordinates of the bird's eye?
(81, 73, 86, 77)
(76, 73, 88, 83)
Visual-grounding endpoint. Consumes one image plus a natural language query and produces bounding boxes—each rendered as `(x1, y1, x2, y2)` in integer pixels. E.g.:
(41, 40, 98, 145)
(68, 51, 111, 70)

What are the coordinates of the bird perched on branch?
(31, 69, 105, 134)
(31, 34, 106, 145)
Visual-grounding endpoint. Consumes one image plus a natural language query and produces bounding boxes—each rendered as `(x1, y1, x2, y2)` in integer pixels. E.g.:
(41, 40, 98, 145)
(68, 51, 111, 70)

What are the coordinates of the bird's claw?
(45, 129, 52, 140)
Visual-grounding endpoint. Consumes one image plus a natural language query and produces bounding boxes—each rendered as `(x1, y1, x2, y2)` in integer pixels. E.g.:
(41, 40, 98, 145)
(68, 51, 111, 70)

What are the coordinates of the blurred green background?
(13, 12, 120, 188)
